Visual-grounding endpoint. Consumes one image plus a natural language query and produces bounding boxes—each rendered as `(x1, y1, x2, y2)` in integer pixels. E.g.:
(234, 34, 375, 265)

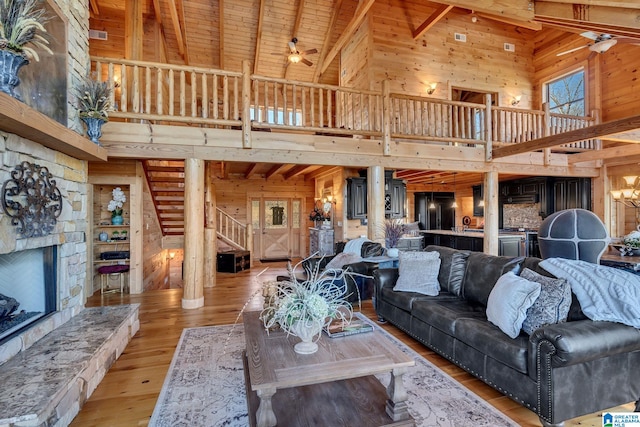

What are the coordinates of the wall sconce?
(426, 82, 437, 95)
(611, 175, 640, 208)
(511, 95, 522, 106)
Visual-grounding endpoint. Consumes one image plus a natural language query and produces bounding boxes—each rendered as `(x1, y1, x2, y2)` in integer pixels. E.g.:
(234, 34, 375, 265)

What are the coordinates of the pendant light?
(429, 176, 436, 209)
(451, 172, 458, 209)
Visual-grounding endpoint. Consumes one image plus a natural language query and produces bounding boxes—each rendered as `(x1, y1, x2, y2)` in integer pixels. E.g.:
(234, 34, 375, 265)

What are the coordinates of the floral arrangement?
(107, 187, 126, 216)
(0, 0, 52, 61)
(77, 75, 112, 120)
(308, 206, 329, 222)
(261, 258, 359, 337)
(381, 218, 404, 248)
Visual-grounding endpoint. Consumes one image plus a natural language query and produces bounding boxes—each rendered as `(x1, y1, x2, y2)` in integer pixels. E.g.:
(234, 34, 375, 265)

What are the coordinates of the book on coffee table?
(324, 319, 374, 337)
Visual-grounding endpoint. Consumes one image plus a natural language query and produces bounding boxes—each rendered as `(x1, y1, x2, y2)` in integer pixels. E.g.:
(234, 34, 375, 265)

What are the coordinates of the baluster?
(223, 75, 229, 120)
(202, 74, 208, 118)
(191, 72, 197, 117)
(179, 70, 186, 117)
(168, 69, 174, 116)
(145, 67, 151, 114)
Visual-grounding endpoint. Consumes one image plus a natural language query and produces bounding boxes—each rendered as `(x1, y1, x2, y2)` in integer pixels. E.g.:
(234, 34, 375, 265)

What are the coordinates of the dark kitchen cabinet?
(472, 185, 483, 217)
(499, 237, 523, 257)
(552, 178, 591, 212)
(346, 177, 367, 219)
(386, 179, 406, 218)
(414, 192, 455, 230)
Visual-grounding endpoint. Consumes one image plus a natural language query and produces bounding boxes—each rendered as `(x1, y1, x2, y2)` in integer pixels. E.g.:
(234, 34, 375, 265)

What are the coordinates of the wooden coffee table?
(242, 311, 415, 427)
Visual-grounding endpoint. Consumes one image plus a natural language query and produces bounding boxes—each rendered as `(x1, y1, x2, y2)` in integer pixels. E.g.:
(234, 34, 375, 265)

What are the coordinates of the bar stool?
(98, 264, 130, 294)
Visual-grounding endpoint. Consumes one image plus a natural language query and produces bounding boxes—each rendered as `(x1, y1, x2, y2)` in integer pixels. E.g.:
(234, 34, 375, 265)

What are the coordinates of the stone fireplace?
(0, 132, 89, 365)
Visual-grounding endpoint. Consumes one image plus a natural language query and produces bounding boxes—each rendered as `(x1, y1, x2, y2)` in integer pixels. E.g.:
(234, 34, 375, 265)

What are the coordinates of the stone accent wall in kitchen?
(503, 203, 543, 229)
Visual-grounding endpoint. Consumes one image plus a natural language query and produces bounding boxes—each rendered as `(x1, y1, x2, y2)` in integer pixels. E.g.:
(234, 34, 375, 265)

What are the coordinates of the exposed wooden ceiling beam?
(320, 0, 376, 75)
(314, 0, 343, 83)
(474, 12, 542, 31)
(124, 0, 144, 60)
(493, 115, 640, 159)
(535, 1, 640, 30)
(440, 0, 534, 21)
(284, 164, 314, 179)
(305, 166, 342, 180)
(167, 0, 186, 59)
(89, 0, 100, 16)
(569, 143, 640, 164)
(254, 0, 266, 75)
(245, 163, 260, 178)
(412, 4, 453, 39)
(265, 164, 289, 179)
(178, 0, 192, 65)
(151, 0, 169, 62)
(533, 17, 640, 38)
(537, 0, 640, 10)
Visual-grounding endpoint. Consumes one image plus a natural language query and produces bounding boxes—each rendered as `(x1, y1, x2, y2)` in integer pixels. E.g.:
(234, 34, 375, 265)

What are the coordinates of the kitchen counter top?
(419, 229, 525, 239)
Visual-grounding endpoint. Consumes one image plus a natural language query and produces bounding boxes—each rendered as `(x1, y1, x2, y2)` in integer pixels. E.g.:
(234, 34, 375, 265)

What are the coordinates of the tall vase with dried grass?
(0, 0, 52, 100)
(77, 75, 111, 145)
(382, 218, 404, 257)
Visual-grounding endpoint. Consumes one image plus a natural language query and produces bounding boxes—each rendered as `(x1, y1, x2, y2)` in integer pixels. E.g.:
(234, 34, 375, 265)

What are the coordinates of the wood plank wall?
(340, 0, 535, 108)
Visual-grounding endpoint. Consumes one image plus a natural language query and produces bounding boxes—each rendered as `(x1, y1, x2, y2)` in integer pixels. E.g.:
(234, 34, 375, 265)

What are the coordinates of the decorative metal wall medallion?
(1, 161, 63, 237)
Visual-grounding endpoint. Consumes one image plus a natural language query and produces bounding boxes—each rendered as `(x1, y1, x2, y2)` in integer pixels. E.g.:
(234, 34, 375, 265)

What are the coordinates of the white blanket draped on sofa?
(539, 258, 640, 328)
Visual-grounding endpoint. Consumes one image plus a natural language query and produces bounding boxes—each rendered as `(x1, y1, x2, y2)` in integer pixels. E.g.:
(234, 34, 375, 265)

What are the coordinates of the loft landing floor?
(73, 261, 633, 426)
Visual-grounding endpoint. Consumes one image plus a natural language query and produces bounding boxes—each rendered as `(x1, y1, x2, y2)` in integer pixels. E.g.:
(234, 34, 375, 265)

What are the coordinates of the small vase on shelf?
(111, 210, 124, 225)
(99, 231, 108, 242)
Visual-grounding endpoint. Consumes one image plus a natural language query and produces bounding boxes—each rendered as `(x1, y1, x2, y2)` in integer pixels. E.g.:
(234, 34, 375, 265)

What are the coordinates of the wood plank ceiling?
(89, 0, 640, 189)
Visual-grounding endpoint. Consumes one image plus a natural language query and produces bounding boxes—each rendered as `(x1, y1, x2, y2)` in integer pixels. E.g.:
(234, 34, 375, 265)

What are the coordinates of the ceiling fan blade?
(302, 48, 318, 55)
(580, 31, 599, 40)
(301, 57, 313, 67)
(556, 44, 588, 56)
(288, 41, 296, 53)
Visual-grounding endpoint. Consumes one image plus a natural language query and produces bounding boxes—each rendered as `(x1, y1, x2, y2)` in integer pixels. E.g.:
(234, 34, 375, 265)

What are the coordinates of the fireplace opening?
(0, 246, 57, 344)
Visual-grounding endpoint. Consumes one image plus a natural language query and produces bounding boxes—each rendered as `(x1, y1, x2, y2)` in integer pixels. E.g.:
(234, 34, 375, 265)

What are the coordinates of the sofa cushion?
(425, 245, 470, 296)
(393, 250, 441, 295)
(380, 286, 450, 312)
(462, 253, 524, 306)
(486, 271, 541, 339)
(520, 268, 571, 335)
(455, 318, 530, 374)
(412, 299, 485, 335)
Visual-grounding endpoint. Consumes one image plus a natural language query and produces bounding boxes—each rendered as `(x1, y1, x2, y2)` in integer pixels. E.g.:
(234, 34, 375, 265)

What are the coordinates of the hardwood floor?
(72, 261, 629, 426)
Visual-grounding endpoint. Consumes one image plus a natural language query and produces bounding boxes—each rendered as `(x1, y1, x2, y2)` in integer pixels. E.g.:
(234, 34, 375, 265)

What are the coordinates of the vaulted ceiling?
(88, 0, 640, 186)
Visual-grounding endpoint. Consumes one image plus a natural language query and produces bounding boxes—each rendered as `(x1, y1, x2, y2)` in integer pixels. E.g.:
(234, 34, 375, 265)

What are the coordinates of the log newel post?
(483, 171, 499, 256)
(543, 102, 551, 165)
(204, 161, 217, 288)
(242, 60, 252, 149)
(382, 80, 391, 156)
(485, 94, 492, 162)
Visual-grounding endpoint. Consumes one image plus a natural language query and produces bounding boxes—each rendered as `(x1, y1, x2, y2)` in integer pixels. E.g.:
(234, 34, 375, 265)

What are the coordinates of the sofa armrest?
(373, 267, 399, 299)
(528, 320, 640, 377)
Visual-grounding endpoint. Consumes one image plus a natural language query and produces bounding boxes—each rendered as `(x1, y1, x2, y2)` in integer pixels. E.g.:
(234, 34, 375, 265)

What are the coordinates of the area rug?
(149, 317, 519, 427)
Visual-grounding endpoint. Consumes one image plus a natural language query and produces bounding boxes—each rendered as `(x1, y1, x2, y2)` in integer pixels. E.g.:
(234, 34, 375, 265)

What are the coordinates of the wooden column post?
(382, 80, 391, 156)
(183, 158, 205, 309)
(204, 161, 217, 288)
(485, 94, 492, 162)
(367, 166, 385, 243)
(542, 102, 551, 166)
(242, 60, 252, 148)
(483, 170, 499, 256)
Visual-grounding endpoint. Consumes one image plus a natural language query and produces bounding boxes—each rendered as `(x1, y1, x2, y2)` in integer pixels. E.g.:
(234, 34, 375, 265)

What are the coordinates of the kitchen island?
(420, 229, 525, 257)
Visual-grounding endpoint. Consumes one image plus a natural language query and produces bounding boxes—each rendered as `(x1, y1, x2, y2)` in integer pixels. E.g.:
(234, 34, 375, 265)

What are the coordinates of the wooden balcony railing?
(91, 57, 599, 155)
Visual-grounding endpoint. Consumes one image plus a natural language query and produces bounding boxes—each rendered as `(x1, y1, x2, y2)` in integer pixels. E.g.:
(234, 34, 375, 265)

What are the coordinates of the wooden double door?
(251, 197, 303, 261)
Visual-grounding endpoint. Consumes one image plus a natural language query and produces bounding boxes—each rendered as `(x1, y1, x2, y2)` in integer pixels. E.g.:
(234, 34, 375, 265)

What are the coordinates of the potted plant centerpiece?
(0, 0, 52, 99)
(262, 260, 356, 354)
(77, 75, 111, 144)
(107, 187, 126, 225)
(382, 218, 404, 257)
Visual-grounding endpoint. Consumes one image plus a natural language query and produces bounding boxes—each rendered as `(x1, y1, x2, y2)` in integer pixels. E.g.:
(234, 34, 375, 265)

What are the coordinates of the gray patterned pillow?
(520, 268, 571, 335)
(393, 251, 441, 296)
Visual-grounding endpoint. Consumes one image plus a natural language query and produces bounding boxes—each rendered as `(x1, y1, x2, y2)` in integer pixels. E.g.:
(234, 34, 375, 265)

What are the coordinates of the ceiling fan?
(556, 32, 640, 57)
(274, 38, 318, 66)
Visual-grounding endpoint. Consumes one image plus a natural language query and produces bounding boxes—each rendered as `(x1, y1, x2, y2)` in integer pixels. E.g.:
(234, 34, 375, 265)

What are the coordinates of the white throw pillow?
(393, 251, 441, 296)
(486, 271, 542, 339)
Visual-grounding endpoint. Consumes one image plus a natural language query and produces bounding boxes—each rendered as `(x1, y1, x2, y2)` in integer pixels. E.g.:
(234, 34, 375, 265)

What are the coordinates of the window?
(545, 70, 585, 116)
(250, 106, 302, 126)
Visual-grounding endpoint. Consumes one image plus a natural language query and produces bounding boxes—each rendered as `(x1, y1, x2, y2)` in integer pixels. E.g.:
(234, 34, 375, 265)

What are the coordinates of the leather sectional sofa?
(373, 245, 640, 426)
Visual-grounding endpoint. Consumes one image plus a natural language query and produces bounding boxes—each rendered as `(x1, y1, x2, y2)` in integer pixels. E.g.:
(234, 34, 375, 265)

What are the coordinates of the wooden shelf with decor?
(92, 185, 131, 293)
(88, 164, 144, 296)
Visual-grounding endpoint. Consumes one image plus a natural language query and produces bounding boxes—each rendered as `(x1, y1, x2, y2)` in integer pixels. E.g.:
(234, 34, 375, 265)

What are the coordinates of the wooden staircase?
(142, 160, 249, 250)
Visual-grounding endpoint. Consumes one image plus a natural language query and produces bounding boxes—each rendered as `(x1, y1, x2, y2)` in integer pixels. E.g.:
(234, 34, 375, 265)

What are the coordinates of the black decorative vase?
(0, 50, 28, 100)
(82, 117, 106, 145)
